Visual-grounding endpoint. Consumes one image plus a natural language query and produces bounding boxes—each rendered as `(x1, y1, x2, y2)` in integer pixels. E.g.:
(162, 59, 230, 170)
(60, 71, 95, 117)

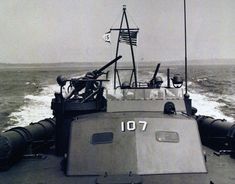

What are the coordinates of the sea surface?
(0, 64, 234, 131)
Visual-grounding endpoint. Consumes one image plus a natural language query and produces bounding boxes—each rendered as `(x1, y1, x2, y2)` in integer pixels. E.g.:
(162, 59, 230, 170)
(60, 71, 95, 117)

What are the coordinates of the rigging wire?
(110, 9, 139, 29)
(125, 9, 139, 86)
(110, 10, 123, 29)
(126, 10, 139, 28)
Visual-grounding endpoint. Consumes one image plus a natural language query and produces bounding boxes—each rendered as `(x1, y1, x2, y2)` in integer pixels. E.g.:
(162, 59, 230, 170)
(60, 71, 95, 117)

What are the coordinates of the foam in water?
(103, 75, 123, 99)
(189, 91, 234, 122)
(7, 74, 84, 129)
(158, 72, 234, 122)
(7, 72, 234, 129)
(8, 84, 59, 128)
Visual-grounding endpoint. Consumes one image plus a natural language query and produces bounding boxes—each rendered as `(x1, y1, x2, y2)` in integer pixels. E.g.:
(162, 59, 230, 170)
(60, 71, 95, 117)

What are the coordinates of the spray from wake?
(8, 84, 59, 129)
(189, 91, 234, 122)
(7, 70, 234, 129)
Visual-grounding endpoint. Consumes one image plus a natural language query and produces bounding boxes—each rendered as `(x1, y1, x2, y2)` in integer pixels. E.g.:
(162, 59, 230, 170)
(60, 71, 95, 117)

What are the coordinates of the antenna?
(184, 0, 188, 97)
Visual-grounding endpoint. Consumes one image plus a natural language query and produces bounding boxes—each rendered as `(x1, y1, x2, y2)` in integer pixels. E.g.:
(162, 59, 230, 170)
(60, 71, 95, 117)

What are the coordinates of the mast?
(114, 10, 125, 89)
(123, 5, 138, 88)
(111, 5, 139, 89)
(184, 0, 188, 96)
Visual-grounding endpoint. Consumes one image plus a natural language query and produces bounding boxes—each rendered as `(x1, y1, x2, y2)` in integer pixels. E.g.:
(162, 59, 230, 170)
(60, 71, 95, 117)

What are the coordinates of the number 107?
(121, 121, 148, 132)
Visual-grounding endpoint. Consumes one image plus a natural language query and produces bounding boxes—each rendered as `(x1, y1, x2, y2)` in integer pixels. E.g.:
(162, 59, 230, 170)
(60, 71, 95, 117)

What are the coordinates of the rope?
(126, 10, 139, 28)
(110, 10, 123, 29)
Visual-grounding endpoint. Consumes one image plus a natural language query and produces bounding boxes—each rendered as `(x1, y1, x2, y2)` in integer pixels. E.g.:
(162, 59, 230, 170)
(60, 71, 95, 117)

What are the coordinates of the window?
(156, 131, 179, 143)
(91, 132, 113, 145)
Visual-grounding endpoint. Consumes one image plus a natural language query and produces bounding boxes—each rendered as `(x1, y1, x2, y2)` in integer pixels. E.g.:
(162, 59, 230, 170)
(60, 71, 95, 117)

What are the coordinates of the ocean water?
(0, 64, 234, 131)
(0, 67, 84, 131)
(170, 65, 235, 121)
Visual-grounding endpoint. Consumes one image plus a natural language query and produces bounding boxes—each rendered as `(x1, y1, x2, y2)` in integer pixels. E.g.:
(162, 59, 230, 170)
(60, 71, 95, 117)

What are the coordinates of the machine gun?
(56, 55, 122, 101)
(148, 63, 163, 88)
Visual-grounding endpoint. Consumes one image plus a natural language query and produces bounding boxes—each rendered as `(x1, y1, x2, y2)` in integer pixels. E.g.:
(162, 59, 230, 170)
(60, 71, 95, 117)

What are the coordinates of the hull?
(0, 146, 234, 184)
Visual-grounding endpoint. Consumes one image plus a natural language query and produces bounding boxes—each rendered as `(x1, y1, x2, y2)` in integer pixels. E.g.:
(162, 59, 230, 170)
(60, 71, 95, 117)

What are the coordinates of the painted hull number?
(121, 121, 147, 132)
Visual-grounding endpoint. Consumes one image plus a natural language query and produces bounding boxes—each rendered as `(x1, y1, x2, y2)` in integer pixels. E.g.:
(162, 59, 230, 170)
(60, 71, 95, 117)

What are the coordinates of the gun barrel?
(152, 63, 161, 80)
(96, 55, 122, 76)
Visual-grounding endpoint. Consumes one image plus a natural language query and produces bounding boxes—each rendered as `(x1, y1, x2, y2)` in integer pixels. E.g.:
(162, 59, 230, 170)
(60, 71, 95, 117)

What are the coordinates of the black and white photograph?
(0, 1, 235, 183)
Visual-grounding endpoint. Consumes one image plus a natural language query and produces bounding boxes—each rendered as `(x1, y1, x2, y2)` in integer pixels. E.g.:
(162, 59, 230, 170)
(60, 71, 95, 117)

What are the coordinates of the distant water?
(171, 65, 235, 121)
(0, 67, 84, 131)
(0, 64, 234, 131)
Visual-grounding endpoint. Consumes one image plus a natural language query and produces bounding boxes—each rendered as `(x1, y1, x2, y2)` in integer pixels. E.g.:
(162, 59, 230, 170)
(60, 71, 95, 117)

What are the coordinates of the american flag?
(119, 30, 138, 46)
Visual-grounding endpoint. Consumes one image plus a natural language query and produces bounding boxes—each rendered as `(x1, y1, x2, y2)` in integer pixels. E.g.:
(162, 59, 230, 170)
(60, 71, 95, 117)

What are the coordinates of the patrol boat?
(1, 4, 235, 184)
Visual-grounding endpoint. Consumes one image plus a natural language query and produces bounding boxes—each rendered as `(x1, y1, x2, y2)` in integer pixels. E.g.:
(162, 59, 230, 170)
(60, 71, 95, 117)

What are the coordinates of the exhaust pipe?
(196, 115, 235, 152)
(0, 118, 55, 170)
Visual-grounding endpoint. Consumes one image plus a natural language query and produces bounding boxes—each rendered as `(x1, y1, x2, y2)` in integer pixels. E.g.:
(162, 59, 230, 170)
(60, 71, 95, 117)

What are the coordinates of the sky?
(0, 0, 235, 64)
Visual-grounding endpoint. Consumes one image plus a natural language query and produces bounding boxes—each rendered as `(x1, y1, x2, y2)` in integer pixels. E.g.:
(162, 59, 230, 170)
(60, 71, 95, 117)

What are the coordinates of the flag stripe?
(119, 30, 138, 46)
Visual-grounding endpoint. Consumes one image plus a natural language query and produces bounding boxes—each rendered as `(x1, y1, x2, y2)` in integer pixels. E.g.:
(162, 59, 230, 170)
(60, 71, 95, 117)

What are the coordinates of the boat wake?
(6, 71, 234, 129)
(7, 84, 58, 129)
(189, 90, 234, 122)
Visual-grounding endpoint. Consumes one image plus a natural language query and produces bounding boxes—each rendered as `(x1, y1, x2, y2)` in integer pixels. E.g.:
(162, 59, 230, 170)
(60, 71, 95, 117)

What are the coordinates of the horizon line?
(0, 58, 235, 65)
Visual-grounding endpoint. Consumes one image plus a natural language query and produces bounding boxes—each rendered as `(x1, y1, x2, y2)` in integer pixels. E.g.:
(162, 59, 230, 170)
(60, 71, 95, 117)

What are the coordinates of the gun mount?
(51, 56, 122, 155)
(56, 55, 122, 100)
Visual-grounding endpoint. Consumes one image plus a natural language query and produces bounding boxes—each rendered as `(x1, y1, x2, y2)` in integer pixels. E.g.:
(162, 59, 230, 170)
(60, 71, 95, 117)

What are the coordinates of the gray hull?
(0, 146, 234, 184)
